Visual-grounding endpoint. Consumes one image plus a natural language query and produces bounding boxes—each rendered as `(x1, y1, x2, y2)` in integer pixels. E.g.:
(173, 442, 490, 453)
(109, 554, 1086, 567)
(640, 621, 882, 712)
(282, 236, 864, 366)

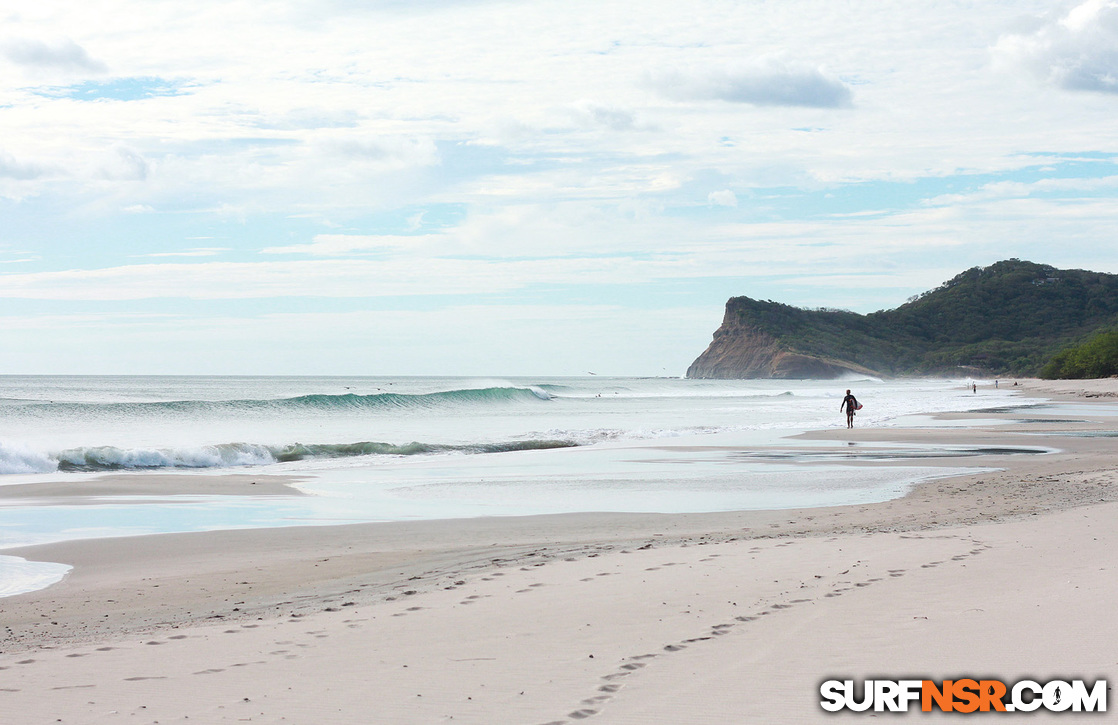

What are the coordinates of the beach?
(1, 379, 1116, 723)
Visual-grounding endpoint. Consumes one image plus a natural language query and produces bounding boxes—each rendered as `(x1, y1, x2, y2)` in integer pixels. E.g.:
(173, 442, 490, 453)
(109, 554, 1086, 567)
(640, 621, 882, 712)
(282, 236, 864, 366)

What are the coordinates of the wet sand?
(0, 472, 305, 505)
(1, 378, 1116, 723)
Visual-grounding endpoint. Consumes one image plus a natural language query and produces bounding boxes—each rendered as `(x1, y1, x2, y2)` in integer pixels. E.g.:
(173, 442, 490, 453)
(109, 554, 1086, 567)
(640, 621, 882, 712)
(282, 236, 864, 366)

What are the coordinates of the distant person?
(841, 389, 859, 429)
(995, 379, 999, 388)
(972, 382, 977, 394)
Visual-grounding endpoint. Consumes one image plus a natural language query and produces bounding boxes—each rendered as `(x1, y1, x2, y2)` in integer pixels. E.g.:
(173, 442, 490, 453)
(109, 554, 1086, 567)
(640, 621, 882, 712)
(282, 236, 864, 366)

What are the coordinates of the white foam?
(0, 440, 57, 474)
(0, 555, 71, 598)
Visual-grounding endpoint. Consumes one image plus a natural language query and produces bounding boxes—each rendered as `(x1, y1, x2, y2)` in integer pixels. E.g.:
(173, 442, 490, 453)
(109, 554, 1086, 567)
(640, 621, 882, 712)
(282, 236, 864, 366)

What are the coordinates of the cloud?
(923, 175, 1118, 206)
(262, 234, 439, 256)
(0, 37, 106, 73)
(647, 58, 853, 108)
(994, 0, 1118, 94)
(322, 136, 439, 168)
(707, 189, 738, 207)
(0, 152, 51, 180)
(99, 146, 149, 181)
(134, 248, 230, 258)
(566, 100, 638, 131)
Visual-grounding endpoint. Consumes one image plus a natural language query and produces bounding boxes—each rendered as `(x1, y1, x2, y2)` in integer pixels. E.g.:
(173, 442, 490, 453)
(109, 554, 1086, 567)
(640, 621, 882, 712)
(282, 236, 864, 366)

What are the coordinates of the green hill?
(1040, 328, 1118, 379)
(687, 260, 1118, 379)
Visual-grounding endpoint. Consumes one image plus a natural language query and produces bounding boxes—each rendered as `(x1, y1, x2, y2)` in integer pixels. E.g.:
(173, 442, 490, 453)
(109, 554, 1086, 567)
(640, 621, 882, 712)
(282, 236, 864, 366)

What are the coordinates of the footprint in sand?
(192, 669, 225, 675)
(124, 676, 167, 681)
(599, 684, 622, 692)
(664, 644, 687, 651)
(568, 708, 597, 719)
(96, 647, 115, 652)
(16, 660, 35, 665)
(145, 641, 165, 645)
(65, 653, 87, 658)
(169, 635, 188, 640)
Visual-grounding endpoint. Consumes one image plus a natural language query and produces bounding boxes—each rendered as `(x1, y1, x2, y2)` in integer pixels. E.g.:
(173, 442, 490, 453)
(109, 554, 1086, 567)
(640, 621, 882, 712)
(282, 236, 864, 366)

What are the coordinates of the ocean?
(0, 375, 1039, 595)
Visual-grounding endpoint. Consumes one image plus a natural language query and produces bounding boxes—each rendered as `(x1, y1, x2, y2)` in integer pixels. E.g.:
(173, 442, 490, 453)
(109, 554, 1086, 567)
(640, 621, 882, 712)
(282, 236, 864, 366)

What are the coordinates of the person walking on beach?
(841, 389, 859, 429)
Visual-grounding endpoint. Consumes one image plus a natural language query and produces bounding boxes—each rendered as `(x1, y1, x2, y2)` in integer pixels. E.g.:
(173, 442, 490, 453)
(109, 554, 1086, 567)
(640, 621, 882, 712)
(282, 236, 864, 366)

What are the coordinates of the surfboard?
(855, 403, 863, 410)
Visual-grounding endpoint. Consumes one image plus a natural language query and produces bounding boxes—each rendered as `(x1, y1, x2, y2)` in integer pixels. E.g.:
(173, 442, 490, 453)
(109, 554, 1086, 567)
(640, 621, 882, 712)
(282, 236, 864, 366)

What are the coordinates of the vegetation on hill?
(1040, 328, 1118, 379)
(724, 260, 1118, 377)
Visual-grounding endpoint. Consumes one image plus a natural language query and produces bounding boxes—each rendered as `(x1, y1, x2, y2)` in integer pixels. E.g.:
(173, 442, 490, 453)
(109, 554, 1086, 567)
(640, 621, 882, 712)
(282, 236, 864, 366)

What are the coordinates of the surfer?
(841, 389, 859, 429)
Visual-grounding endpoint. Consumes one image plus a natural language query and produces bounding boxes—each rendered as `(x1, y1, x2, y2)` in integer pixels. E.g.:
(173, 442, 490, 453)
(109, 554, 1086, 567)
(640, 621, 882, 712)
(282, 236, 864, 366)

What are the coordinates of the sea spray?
(0, 440, 57, 474)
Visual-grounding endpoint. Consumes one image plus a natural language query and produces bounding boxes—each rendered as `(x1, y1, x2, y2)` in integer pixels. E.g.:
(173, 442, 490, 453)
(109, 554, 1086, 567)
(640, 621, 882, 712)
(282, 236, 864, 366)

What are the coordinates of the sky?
(2, 0, 1118, 375)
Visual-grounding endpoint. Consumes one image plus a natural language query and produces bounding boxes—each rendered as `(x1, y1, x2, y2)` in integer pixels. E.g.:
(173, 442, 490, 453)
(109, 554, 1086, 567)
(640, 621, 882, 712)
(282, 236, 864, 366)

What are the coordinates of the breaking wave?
(0, 437, 580, 474)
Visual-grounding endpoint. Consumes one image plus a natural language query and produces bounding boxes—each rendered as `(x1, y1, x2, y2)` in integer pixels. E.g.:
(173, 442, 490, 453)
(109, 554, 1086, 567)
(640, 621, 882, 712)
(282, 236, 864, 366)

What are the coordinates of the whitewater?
(0, 375, 1023, 476)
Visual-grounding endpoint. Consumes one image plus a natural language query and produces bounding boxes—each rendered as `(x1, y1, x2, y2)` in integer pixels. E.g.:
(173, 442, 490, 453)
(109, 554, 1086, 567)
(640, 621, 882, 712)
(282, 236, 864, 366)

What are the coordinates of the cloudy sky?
(2, 0, 1118, 375)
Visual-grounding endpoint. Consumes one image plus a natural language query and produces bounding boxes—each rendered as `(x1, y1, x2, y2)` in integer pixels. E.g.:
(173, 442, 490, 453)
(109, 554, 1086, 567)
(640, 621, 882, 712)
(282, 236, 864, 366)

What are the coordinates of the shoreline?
(1, 379, 1116, 722)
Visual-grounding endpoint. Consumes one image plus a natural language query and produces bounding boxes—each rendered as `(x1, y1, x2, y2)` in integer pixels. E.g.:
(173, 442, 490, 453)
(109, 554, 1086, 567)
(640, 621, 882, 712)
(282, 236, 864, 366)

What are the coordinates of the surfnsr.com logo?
(820, 679, 1107, 713)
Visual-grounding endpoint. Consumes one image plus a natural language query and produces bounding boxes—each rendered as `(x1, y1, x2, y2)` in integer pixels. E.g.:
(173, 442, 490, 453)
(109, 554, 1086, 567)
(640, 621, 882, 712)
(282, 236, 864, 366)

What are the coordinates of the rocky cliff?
(685, 308, 877, 379)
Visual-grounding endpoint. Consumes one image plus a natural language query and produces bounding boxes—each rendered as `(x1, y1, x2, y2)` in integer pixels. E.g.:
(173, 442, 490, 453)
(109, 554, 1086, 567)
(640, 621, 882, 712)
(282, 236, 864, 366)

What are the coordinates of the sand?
(1, 378, 1116, 723)
(0, 473, 305, 505)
